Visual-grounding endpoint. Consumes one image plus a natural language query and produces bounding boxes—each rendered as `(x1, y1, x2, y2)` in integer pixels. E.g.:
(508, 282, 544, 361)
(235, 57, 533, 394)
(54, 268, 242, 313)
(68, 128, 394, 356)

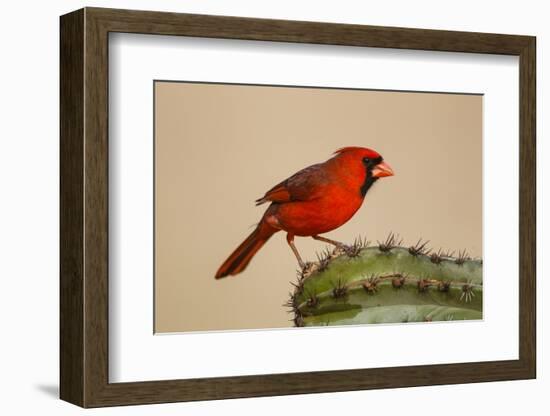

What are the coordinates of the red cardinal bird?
(215, 147, 393, 279)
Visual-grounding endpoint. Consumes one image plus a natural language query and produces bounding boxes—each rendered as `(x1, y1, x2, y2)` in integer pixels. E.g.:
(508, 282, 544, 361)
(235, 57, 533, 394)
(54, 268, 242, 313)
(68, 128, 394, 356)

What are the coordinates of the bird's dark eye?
(362, 157, 371, 165)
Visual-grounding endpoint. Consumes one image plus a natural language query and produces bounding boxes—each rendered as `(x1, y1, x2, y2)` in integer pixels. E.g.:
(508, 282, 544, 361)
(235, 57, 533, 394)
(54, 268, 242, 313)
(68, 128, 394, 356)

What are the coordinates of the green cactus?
(288, 234, 482, 327)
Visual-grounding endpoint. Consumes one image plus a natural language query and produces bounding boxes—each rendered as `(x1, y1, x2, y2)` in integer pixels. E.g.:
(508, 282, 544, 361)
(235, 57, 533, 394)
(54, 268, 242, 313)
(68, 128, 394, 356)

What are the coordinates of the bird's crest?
(334, 146, 366, 154)
(334, 146, 381, 159)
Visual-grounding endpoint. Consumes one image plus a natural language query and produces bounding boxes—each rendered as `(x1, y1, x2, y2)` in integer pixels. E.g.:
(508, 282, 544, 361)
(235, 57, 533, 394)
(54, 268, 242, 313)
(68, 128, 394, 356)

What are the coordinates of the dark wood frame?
(60, 7, 536, 408)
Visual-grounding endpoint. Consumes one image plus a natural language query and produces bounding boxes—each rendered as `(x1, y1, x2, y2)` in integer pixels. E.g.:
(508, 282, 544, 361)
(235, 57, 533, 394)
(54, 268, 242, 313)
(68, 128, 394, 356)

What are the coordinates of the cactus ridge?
(288, 234, 482, 327)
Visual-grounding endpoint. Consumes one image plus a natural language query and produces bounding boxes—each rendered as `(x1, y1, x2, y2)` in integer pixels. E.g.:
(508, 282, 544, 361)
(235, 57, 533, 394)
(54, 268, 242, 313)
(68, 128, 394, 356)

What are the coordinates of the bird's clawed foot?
(339, 244, 356, 256)
(300, 262, 316, 276)
(288, 234, 363, 274)
(287, 233, 307, 269)
(312, 235, 351, 254)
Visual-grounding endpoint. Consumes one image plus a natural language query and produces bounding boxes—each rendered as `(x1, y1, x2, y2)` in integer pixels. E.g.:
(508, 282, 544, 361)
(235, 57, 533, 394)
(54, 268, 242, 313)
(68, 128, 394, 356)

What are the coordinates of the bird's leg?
(312, 235, 347, 249)
(286, 233, 306, 269)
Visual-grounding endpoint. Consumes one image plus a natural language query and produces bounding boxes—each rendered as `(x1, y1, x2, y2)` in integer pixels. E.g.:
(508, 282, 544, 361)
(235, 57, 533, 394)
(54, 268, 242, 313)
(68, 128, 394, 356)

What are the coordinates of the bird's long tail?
(215, 220, 278, 279)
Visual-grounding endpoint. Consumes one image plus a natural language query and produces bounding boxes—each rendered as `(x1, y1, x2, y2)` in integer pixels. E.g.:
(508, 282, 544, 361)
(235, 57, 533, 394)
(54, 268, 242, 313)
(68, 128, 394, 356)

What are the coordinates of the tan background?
(154, 81, 482, 333)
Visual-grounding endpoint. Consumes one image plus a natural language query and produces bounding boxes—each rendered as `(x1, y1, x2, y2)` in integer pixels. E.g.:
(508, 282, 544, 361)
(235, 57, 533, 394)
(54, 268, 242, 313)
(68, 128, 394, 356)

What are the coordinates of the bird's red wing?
(255, 163, 329, 205)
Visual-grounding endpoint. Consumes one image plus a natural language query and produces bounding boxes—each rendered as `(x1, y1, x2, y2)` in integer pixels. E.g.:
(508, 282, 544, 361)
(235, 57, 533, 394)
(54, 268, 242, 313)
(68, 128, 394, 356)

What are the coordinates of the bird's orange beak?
(372, 161, 394, 178)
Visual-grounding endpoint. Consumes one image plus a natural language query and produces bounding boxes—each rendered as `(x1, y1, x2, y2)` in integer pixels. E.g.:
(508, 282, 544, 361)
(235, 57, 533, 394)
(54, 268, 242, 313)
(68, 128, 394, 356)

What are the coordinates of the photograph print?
(154, 81, 482, 333)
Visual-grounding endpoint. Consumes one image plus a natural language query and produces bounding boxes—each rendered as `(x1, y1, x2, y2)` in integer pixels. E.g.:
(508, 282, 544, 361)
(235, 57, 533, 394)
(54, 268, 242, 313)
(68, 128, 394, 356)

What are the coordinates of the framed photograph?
(60, 7, 536, 407)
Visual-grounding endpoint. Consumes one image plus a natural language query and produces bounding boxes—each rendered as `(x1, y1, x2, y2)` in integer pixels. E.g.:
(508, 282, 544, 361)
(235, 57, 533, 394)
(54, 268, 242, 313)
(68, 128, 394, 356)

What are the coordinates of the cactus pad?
(288, 236, 482, 327)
